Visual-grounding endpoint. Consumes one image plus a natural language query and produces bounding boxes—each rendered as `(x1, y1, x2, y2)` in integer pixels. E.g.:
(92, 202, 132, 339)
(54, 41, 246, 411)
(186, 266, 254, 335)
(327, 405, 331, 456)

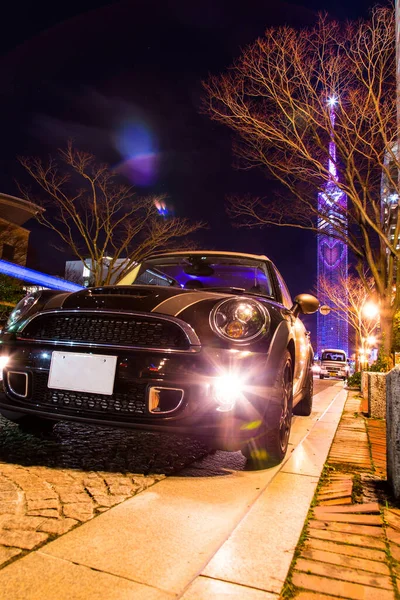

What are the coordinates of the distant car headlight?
(210, 298, 269, 343)
(6, 293, 40, 329)
(312, 364, 321, 374)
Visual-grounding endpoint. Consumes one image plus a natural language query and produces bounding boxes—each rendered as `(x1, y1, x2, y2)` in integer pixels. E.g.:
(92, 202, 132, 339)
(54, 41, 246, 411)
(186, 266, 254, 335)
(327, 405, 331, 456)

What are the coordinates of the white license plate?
(48, 351, 117, 396)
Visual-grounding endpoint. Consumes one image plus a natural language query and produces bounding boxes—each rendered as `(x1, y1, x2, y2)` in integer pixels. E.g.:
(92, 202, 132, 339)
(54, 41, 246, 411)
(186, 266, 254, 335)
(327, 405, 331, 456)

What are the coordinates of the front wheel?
(293, 370, 313, 416)
(242, 350, 293, 469)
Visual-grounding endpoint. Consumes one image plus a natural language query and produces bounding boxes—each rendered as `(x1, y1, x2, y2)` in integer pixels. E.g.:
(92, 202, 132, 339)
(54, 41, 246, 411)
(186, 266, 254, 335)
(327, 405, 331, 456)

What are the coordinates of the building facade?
(381, 143, 400, 259)
(65, 258, 127, 287)
(316, 101, 349, 356)
(0, 194, 42, 266)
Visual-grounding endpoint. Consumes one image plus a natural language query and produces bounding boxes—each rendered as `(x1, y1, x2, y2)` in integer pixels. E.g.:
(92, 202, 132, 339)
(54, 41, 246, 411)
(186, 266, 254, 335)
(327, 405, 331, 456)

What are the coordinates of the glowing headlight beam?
(0, 259, 84, 293)
(212, 373, 245, 411)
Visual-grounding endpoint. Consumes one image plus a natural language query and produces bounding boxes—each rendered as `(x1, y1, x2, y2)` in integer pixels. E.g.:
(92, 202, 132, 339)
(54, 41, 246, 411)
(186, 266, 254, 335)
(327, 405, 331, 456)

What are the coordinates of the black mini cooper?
(0, 251, 319, 468)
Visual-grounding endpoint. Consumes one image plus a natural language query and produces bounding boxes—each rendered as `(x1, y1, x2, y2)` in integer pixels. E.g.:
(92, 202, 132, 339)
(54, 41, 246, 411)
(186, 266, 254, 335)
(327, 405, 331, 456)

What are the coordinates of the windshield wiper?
(205, 286, 274, 299)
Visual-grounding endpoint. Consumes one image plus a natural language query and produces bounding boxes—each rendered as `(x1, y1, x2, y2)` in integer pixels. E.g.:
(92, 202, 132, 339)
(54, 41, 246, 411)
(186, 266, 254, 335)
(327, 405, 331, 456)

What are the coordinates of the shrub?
(368, 347, 391, 373)
(347, 371, 361, 388)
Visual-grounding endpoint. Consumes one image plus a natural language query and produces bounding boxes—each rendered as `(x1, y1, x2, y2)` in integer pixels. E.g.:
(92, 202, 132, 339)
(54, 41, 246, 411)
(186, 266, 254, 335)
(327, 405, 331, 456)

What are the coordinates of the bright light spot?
(41, 353, 49, 359)
(327, 96, 338, 106)
(366, 336, 377, 346)
(312, 364, 321, 374)
(212, 373, 245, 411)
(0, 356, 9, 380)
(363, 301, 379, 319)
(235, 303, 254, 323)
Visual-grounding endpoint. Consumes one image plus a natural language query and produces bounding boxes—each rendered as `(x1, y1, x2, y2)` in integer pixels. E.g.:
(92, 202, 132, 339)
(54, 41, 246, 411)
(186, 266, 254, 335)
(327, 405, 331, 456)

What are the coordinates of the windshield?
(131, 254, 274, 297)
(321, 351, 346, 362)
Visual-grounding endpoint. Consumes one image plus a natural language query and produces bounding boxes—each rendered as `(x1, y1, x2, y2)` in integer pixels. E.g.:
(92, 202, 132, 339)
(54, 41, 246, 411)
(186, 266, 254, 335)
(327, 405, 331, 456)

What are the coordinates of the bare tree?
(318, 273, 379, 369)
(18, 144, 204, 287)
(204, 7, 399, 361)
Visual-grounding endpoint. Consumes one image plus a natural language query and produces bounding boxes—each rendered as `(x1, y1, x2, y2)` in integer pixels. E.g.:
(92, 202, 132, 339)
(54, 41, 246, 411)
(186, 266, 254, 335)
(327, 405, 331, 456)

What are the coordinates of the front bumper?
(320, 369, 348, 378)
(0, 340, 275, 449)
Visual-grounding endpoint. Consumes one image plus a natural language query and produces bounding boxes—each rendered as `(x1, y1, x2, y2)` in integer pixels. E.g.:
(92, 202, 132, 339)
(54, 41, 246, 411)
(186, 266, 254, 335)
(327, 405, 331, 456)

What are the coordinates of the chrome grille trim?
(17, 309, 201, 353)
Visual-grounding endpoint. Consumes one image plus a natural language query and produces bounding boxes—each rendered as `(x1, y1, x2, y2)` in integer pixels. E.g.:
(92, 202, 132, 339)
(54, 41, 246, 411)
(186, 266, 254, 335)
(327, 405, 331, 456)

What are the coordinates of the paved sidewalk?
(0, 382, 346, 599)
(283, 390, 398, 600)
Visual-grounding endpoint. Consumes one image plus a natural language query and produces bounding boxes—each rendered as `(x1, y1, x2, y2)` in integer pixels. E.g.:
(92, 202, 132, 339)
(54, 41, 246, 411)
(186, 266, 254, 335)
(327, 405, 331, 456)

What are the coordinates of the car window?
(273, 268, 293, 308)
(131, 255, 274, 297)
(321, 351, 346, 362)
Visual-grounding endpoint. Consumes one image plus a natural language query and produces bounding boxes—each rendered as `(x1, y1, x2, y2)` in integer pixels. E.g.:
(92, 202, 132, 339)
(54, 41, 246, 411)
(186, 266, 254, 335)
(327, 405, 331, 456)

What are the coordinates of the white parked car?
(318, 349, 349, 380)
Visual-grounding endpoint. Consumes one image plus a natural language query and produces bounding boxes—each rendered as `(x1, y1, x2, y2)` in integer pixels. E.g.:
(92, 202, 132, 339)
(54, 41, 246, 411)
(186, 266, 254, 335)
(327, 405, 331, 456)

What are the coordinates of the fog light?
(212, 374, 244, 412)
(0, 356, 9, 381)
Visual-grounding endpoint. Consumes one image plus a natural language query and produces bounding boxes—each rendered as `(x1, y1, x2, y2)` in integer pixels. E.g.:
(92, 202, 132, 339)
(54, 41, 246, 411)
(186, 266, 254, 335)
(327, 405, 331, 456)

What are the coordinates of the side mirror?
(291, 294, 319, 317)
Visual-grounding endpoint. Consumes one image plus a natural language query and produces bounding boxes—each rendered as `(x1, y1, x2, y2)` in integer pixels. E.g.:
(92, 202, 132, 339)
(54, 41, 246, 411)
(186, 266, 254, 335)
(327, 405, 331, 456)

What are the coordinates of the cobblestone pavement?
(0, 416, 209, 567)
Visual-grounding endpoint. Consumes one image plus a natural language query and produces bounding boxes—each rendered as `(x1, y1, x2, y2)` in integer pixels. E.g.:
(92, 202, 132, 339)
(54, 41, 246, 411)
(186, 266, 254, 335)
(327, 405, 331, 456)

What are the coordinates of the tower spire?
(316, 96, 349, 356)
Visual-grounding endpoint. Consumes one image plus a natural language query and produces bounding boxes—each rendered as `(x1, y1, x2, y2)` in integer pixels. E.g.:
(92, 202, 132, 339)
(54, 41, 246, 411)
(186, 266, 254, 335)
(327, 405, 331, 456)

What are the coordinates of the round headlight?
(7, 293, 40, 329)
(210, 298, 269, 343)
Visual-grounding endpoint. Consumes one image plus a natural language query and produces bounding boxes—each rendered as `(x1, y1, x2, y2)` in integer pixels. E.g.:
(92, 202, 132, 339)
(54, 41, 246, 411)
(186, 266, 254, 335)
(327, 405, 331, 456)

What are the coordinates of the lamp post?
(357, 300, 380, 371)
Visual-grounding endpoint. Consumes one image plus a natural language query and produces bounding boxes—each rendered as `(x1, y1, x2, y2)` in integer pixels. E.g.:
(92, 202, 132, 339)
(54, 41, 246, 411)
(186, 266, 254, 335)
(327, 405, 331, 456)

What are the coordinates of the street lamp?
(363, 301, 379, 320)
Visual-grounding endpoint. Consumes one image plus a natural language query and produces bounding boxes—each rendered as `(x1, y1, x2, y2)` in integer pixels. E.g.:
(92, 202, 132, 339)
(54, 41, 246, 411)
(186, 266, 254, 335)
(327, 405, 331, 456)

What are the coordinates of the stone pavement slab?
(299, 547, 390, 575)
(202, 471, 319, 594)
(303, 537, 387, 562)
(313, 502, 380, 514)
(291, 571, 395, 600)
(37, 469, 285, 595)
(180, 576, 278, 599)
(0, 552, 171, 600)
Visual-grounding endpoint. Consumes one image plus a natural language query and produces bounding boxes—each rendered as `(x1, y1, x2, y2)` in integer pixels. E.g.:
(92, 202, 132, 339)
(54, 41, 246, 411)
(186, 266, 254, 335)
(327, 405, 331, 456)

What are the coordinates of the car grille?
(29, 371, 147, 417)
(324, 364, 341, 373)
(20, 313, 190, 350)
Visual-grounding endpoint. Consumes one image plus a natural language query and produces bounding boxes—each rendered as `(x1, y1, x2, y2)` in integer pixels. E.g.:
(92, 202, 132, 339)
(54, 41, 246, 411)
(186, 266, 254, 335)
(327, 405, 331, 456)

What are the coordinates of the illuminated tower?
(317, 97, 349, 356)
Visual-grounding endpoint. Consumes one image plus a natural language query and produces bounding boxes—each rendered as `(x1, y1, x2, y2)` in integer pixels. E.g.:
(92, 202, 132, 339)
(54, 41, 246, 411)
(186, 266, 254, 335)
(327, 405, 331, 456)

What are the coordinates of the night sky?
(0, 0, 378, 338)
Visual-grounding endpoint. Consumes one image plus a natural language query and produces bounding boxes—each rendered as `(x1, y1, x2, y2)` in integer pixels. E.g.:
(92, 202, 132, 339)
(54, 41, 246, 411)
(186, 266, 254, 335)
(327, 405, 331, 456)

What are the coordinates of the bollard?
(386, 366, 400, 498)
(368, 372, 387, 419)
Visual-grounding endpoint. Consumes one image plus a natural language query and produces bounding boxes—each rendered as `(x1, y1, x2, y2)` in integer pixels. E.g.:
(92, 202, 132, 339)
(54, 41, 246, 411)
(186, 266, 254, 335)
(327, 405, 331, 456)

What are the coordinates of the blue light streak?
(0, 260, 84, 292)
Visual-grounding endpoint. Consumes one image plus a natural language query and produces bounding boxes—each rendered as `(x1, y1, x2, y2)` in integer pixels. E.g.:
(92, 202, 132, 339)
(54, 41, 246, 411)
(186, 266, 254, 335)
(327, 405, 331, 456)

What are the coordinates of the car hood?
(47, 285, 230, 317)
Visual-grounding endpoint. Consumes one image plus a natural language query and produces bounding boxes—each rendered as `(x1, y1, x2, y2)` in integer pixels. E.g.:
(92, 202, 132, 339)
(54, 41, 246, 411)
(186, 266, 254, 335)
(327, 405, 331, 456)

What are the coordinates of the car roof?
(146, 250, 270, 261)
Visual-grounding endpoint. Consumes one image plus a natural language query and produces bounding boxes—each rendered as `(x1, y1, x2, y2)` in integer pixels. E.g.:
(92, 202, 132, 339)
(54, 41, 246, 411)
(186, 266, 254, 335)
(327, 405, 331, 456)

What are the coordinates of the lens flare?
(212, 373, 245, 411)
(115, 122, 158, 186)
(154, 199, 168, 216)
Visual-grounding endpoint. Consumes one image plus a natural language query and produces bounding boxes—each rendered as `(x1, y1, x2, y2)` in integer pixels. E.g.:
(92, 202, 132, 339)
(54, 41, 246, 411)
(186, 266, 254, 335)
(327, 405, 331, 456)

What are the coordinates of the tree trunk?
(380, 300, 395, 367)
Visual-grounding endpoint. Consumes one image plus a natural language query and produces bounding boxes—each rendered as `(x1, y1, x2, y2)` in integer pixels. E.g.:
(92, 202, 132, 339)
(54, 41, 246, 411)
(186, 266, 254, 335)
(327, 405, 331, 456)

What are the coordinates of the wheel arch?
(287, 339, 295, 375)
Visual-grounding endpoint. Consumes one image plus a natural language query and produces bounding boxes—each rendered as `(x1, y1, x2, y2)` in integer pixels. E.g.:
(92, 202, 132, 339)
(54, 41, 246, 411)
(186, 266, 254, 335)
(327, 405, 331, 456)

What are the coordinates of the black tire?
(242, 350, 293, 469)
(293, 370, 313, 416)
(319, 375, 324, 379)
(0, 411, 55, 435)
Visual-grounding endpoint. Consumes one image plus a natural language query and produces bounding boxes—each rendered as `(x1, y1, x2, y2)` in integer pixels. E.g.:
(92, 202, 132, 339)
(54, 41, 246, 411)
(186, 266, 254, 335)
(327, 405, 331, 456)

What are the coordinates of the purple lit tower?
(316, 97, 349, 356)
